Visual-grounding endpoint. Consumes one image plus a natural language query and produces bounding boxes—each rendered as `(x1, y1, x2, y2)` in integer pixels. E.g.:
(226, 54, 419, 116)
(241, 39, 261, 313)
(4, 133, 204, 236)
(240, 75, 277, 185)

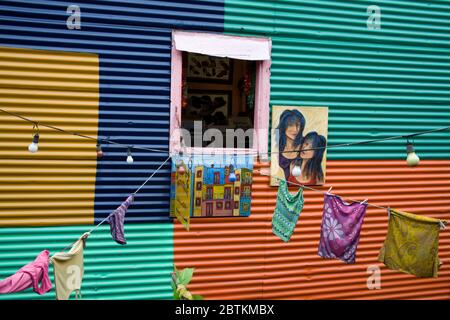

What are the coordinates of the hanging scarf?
(318, 194, 368, 263)
(272, 179, 304, 242)
(378, 209, 445, 277)
(108, 195, 134, 245)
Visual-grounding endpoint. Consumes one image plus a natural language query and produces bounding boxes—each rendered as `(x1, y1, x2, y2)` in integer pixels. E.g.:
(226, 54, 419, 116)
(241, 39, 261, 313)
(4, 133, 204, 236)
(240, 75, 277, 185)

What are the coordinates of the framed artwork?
(185, 91, 231, 125)
(187, 53, 233, 83)
(170, 154, 254, 218)
(270, 106, 329, 186)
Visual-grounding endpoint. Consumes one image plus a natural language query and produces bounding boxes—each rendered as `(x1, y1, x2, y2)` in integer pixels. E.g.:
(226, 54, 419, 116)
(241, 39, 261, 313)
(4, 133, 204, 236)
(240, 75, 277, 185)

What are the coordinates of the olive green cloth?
(378, 209, 445, 278)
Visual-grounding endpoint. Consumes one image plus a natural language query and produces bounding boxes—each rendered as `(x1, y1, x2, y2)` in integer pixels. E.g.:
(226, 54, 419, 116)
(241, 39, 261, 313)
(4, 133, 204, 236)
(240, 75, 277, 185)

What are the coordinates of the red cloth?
(0, 250, 52, 295)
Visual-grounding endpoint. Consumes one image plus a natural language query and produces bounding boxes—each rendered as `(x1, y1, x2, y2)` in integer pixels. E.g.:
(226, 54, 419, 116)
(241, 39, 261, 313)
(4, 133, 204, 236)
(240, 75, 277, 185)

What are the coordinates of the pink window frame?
(169, 31, 271, 159)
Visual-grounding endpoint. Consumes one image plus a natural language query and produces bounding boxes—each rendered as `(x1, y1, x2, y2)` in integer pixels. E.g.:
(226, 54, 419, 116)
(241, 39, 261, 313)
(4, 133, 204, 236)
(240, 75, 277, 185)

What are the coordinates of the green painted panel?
(225, 0, 450, 159)
(0, 223, 173, 300)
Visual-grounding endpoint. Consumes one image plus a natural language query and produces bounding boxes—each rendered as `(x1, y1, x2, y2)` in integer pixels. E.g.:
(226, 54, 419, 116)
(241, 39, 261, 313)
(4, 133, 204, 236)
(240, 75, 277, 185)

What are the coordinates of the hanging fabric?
(272, 179, 304, 242)
(0, 250, 52, 295)
(108, 194, 134, 245)
(378, 209, 445, 278)
(318, 194, 368, 264)
(50, 233, 89, 300)
(170, 154, 191, 229)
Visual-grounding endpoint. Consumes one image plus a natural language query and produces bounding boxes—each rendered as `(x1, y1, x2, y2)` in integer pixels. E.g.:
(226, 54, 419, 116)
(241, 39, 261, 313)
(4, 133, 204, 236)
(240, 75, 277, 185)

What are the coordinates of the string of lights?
(2, 107, 448, 251)
(1, 107, 449, 167)
(0, 108, 170, 158)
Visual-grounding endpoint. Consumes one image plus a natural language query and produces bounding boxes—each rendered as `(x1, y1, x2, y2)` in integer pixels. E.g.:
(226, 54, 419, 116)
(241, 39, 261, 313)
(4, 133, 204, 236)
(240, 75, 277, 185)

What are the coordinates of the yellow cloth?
(50, 233, 88, 300)
(378, 209, 444, 278)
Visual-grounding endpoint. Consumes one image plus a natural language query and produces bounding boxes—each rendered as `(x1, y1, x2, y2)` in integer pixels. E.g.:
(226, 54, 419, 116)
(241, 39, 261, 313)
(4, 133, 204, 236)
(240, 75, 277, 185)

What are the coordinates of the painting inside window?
(180, 52, 256, 149)
(170, 153, 254, 218)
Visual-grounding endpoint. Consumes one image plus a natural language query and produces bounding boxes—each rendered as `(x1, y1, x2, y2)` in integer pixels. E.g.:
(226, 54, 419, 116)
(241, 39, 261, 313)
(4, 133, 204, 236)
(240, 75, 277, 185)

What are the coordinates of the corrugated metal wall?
(175, 161, 450, 299)
(0, 0, 224, 222)
(0, 45, 99, 227)
(0, 0, 224, 300)
(173, 0, 450, 300)
(0, 223, 173, 300)
(225, 0, 450, 159)
(2, 0, 450, 300)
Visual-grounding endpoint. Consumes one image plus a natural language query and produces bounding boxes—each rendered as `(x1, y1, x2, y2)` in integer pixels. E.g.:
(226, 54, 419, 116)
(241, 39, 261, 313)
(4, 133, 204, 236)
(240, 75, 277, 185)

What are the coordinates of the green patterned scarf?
(272, 180, 304, 242)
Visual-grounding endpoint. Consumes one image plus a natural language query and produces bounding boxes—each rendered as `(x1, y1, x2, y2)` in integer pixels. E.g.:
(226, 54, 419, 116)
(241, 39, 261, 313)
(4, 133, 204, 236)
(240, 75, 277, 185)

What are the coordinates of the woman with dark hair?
(289, 131, 327, 185)
(277, 109, 306, 180)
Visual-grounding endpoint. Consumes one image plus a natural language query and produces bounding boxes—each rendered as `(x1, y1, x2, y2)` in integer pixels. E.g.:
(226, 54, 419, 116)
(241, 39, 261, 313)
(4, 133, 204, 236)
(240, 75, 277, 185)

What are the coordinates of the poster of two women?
(270, 106, 329, 186)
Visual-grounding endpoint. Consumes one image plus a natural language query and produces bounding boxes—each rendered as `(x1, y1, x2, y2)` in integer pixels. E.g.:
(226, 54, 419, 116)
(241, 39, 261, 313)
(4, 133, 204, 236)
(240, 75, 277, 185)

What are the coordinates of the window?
(206, 187, 213, 200)
(170, 31, 271, 158)
(214, 171, 220, 184)
(224, 187, 231, 199)
(206, 203, 213, 216)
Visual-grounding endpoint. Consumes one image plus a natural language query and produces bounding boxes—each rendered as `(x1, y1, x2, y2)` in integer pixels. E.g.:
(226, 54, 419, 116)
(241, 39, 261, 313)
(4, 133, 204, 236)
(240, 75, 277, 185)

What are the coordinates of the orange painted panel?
(174, 160, 450, 299)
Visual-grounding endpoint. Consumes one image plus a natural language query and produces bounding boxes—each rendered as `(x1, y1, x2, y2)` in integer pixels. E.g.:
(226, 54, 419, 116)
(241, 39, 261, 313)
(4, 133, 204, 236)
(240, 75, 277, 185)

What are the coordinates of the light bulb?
(28, 133, 39, 153)
(96, 143, 103, 158)
(406, 142, 420, 167)
(126, 147, 133, 164)
(229, 172, 237, 182)
(292, 164, 302, 177)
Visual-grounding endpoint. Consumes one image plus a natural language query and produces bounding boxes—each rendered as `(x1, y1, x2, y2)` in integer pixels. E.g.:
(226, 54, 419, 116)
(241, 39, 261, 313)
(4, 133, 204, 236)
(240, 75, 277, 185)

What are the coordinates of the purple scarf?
(108, 195, 134, 245)
(318, 194, 368, 264)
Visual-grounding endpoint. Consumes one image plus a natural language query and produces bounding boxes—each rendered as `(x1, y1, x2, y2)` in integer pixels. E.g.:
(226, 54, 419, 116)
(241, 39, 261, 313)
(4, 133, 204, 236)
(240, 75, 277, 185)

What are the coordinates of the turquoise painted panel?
(0, 223, 173, 300)
(225, 0, 450, 159)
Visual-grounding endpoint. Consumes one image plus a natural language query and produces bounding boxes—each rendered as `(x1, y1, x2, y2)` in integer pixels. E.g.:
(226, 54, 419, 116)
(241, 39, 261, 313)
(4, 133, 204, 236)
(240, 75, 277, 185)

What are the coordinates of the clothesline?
(21, 145, 450, 254)
(253, 168, 448, 230)
(58, 155, 172, 253)
(0, 108, 170, 154)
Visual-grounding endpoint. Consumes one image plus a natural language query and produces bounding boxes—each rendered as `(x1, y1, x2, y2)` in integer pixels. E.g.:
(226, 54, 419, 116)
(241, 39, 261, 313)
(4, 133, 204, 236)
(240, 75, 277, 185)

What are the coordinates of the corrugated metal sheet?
(0, 46, 99, 227)
(225, 0, 450, 160)
(174, 161, 450, 299)
(0, 223, 173, 300)
(0, 0, 224, 223)
(2, 0, 450, 301)
(0, 0, 224, 300)
(172, 0, 450, 300)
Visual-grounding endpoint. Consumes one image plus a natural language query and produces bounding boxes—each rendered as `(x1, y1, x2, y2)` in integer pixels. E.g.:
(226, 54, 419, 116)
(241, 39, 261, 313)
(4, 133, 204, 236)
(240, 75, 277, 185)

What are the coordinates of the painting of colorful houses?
(170, 154, 253, 219)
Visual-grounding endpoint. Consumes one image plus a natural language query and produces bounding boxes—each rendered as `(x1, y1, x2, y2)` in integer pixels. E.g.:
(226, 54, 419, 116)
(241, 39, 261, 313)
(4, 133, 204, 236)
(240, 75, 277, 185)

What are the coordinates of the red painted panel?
(174, 160, 450, 299)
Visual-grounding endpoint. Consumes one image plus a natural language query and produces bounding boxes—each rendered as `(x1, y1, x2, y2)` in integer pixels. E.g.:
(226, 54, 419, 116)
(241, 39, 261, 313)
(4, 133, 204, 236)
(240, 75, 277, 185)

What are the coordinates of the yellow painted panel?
(0, 46, 99, 227)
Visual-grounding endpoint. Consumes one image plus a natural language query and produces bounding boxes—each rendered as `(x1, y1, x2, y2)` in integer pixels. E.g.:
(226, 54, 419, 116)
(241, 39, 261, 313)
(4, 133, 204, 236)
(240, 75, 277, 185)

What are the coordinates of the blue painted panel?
(0, 0, 225, 223)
